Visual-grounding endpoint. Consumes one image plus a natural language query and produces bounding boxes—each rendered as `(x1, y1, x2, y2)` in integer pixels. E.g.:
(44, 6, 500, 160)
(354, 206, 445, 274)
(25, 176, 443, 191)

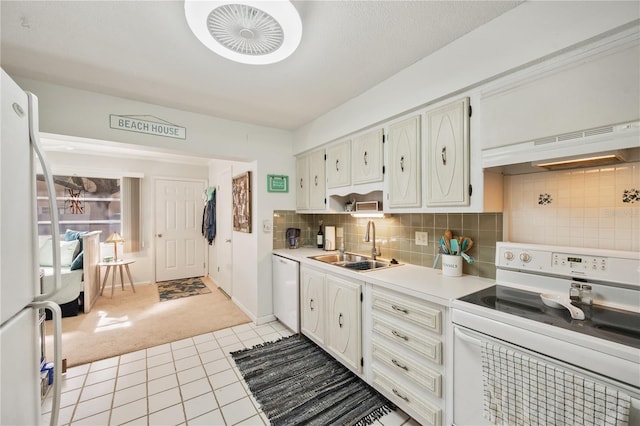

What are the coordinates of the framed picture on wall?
(232, 171, 251, 233)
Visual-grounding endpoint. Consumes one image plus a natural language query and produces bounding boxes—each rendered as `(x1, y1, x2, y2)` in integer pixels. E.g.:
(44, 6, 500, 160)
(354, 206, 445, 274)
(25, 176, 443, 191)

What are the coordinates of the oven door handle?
(455, 327, 482, 347)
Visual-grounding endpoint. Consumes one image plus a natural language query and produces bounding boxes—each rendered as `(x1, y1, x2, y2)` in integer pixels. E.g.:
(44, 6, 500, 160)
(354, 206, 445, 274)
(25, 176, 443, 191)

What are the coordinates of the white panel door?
(427, 98, 470, 206)
(388, 115, 422, 208)
(352, 128, 384, 185)
(300, 267, 325, 344)
(326, 275, 362, 373)
(295, 156, 309, 210)
(155, 179, 206, 282)
(308, 150, 326, 210)
(326, 140, 351, 188)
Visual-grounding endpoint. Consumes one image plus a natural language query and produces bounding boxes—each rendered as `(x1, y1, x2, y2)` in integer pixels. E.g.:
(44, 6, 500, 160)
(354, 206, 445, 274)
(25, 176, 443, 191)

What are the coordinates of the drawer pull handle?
(391, 305, 408, 314)
(338, 313, 344, 328)
(391, 359, 408, 371)
(392, 388, 409, 402)
(392, 330, 408, 341)
(310, 298, 314, 311)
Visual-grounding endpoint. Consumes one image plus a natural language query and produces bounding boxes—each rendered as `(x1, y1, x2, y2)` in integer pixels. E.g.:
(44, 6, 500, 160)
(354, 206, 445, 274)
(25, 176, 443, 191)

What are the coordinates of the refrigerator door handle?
(28, 93, 62, 301)
(30, 301, 62, 426)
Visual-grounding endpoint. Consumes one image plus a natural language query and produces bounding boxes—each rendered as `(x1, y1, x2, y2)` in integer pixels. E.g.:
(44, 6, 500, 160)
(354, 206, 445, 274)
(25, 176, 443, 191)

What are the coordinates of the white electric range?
(451, 242, 640, 425)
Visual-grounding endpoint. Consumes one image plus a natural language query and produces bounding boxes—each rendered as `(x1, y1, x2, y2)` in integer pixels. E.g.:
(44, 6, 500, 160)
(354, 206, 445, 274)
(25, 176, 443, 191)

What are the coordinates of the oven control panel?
(551, 253, 607, 273)
(496, 242, 640, 287)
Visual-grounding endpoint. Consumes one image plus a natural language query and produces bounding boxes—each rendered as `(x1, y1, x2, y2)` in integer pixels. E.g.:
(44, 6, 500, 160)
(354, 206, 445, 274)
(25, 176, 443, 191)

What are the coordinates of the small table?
(98, 259, 136, 298)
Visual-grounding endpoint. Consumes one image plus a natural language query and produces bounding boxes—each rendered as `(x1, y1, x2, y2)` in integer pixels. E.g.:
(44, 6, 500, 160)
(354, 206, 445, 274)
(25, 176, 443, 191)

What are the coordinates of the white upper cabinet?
(426, 98, 470, 207)
(352, 128, 384, 185)
(326, 140, 351, 189)
(296, 149, 326, 211)
(388, 115, 421, 208)
(296, 155, 309, 210)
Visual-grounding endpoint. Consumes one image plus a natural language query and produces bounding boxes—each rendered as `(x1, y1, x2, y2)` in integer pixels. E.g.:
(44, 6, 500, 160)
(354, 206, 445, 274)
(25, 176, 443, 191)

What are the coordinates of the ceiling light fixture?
(184, 0, 302, 65)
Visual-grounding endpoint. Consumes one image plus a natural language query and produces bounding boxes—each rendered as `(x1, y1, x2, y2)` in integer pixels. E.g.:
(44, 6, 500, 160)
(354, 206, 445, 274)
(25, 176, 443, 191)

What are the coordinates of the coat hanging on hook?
(202, 187, 216, 245)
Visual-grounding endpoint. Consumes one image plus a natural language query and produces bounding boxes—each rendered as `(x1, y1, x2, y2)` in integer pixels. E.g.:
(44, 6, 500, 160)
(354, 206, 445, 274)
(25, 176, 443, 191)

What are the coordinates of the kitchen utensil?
(463, 238, 474, 252)
(439, 237, 449, 254)
(540, 293, 585, 320)
(433, 252, 441, 269)
(443, 230, 455, 253)
(450, 238, 459, 255)
(461, 252, 475, 264)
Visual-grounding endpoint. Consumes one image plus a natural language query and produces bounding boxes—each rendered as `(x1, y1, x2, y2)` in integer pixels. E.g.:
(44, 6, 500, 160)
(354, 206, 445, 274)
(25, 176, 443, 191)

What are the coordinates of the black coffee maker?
(286, 228, 300, 249)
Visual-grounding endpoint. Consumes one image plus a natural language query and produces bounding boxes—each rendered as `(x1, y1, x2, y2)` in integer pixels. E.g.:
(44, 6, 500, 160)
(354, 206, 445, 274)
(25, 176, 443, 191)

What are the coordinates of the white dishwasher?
(272, 254, 299, 333)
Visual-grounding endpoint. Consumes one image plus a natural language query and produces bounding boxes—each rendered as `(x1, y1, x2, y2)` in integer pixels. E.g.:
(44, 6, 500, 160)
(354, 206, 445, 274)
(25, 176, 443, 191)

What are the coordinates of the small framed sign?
(267, 175, 289, 193)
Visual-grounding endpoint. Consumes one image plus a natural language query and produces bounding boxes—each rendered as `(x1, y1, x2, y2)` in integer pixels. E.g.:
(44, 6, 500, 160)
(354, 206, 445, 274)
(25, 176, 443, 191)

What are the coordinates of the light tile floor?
(42, 321, 419, 426)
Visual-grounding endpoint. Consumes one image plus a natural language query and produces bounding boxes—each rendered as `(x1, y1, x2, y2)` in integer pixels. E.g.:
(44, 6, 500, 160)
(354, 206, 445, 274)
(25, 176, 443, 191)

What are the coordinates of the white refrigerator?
(1, 69, 63, 426)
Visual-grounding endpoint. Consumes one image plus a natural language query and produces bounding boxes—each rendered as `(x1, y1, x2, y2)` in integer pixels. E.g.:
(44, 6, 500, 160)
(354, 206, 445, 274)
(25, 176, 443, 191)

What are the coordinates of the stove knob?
(519, 252, 532, 263)
(504, 251, 514, 261)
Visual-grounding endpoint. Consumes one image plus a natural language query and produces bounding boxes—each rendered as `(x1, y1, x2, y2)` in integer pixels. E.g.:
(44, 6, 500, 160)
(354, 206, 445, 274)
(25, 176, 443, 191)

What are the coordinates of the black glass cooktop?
(459, 285, 640, 349)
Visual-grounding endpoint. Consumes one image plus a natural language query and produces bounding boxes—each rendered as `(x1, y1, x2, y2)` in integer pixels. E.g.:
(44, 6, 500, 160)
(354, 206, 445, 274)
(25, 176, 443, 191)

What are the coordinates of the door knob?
(157, 234, 163, 238)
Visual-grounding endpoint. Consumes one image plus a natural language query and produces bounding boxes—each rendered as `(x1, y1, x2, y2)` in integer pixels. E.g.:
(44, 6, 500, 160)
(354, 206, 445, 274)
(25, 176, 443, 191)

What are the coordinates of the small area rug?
(231, 335, 395, 426)
(157, 277, 211, 301)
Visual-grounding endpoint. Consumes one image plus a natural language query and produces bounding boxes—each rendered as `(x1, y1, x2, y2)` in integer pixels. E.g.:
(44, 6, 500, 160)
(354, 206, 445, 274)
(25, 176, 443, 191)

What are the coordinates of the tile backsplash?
(504, 162, 640, 251)
(273, 210, 503, 280)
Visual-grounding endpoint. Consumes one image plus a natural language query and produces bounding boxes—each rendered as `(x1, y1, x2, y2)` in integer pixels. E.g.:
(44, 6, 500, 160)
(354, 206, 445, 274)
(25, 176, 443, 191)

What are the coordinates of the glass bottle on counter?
(316, 222, 324, 248)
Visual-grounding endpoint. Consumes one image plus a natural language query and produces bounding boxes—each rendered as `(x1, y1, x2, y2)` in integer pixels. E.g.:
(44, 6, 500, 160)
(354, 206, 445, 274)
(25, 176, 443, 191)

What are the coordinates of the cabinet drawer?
(372, 314, 442, 364)
(373, 366, 441, 426)
(372, 337, 441, 398)
(371, 290, 442, 334)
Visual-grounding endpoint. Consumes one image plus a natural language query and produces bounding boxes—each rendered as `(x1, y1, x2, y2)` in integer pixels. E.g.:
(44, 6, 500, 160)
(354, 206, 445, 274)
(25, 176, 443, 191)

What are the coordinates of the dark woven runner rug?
(157, 277, 211, 301)
(231, 335, 395, 426)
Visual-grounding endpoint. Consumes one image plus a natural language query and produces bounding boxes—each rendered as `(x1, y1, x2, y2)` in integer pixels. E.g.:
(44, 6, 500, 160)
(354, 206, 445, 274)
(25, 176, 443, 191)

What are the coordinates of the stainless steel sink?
(309, 252, 401, 272)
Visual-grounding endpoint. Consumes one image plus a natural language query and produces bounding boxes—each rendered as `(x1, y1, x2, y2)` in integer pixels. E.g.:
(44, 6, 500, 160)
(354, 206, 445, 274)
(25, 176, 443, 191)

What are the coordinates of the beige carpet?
(46, 277, 250, 367)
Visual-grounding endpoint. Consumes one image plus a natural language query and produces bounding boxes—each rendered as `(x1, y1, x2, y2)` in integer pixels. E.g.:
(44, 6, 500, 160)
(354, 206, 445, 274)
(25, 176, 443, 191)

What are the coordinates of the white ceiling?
(1, 1, 522, 131)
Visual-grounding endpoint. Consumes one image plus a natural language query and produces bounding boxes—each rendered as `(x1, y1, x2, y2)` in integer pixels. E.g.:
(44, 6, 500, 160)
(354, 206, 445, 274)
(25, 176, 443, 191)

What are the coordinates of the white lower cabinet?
(367, 286, 445, 426)
(326, 275, 362, 373)
(299, 266, 363, 374)
(300, 267, 326, 344)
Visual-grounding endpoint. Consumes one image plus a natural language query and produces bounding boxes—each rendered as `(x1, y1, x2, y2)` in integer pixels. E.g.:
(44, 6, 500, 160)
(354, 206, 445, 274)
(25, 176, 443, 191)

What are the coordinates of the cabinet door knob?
(309, 298, 314, 311)
(441, 146, 447, 165)
(363, 151, 368, 166)
(335, 159, 340, 172)
(157, 234, 163, 238)
(400, 155, 405, 172)
(338, 313, 344, 328)
(300, 178, 303, 189)
(314, 175, 318, 186)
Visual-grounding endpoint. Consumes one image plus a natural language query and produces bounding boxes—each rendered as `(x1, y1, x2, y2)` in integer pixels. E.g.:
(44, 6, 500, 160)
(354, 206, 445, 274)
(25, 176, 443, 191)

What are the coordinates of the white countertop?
(273, 248, 495, 306)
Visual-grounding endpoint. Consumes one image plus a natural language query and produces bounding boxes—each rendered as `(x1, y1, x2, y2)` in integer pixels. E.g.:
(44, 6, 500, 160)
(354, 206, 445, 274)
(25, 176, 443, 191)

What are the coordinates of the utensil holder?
(442, 254, 462, 277)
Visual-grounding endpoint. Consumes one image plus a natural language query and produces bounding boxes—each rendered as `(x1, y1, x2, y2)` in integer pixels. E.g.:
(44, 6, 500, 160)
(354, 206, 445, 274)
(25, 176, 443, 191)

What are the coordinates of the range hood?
(482, 121, 640, 175)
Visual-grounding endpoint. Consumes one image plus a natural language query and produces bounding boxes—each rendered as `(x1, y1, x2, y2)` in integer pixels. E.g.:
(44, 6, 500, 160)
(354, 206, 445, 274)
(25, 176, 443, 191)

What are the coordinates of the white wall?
(16, 77, 294, 162)
(45, 150, 209, 284)
(293, 1, 640, 153)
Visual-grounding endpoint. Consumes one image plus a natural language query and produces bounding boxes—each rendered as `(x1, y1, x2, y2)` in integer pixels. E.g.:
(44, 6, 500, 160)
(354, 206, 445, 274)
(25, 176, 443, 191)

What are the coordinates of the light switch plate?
(415, 231, 428, 246)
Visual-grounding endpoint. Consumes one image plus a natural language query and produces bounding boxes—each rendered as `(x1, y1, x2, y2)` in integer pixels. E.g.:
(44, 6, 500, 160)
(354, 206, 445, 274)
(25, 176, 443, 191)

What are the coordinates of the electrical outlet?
(415, 231, 429, 246)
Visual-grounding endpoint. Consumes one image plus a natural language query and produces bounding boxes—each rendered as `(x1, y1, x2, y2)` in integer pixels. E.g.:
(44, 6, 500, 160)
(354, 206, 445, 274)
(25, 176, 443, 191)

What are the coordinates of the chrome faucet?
(363, 220, 379, 260)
